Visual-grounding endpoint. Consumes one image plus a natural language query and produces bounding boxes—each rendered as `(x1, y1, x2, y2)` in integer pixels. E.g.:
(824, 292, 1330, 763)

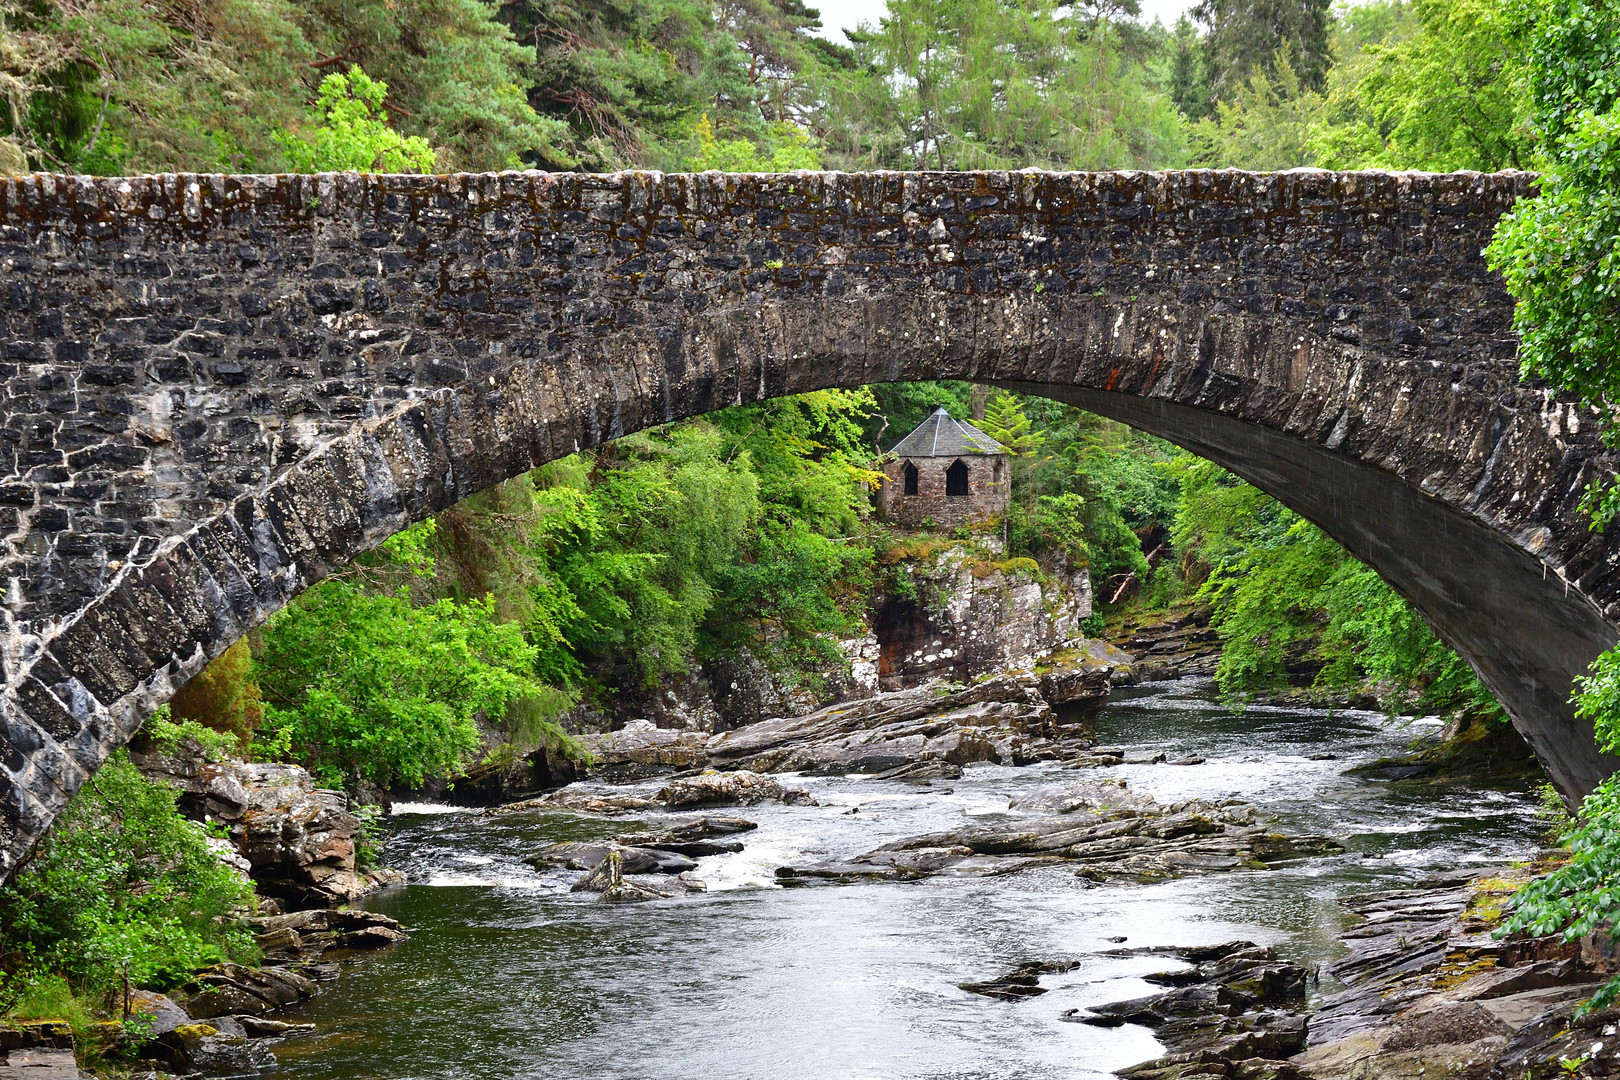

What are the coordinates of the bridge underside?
(0, 167, 1616, 877)
(1021, 385, 1620, 796)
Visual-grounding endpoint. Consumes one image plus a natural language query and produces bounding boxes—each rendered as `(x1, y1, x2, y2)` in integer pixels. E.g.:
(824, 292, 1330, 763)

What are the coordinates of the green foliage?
(687, 113, 820, 171)
(1501, 772, 1620, 1016)
(980, 390, 1042, 458)
(168, 639, 264, 752)
(1309, 0, 1530, 171)
(1008, 492, 1089, 564)
(0, 753, 257, 1005)
(0, 0, 557, 174)
(143, 705, 246, 763)
(1194, 0, 1333, 101)
(277, 67, 435, 172)
(1485, 0, 1620, 524)
(254, 581, 547, 789)
(836, 0, 1185, 170)
(1188, 0, 1530, 174)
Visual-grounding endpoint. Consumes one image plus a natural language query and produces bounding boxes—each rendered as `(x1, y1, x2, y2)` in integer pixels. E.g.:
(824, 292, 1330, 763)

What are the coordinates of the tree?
(1194, 0, 1333, 101)
(0, 748, 257, 1003)
(255, 580, 547, 790)
(277, 67, 436, 173)
(1168, 15, 1213, 120)
(847, 0, 1185, 171)
(1310, 0, 1530, 172)
(981, 390, 1043, 457)
(169, 638, 264, 751)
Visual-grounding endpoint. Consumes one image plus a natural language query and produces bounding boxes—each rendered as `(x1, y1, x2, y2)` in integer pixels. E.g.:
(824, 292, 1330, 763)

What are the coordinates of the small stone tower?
(877, 407, 1011, 529)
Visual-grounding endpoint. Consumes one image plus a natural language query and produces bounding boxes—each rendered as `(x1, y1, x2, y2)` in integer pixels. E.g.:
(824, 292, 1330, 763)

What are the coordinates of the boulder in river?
(492, 789, 659, 816)
(617, 815, 758, 856)
(655, 770, 815, 808)
(571, 848, 708, 903)
(776, 779, 1340, 885)
(960, 960, 1081, 1000)
(539, 841, 698, 876)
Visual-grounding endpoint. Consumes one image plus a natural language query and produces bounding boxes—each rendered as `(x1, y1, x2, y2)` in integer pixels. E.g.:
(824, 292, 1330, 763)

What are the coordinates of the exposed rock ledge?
(579, 645, 1134, 784)
(131, 737, 402, 909)
(776, 779, 1340, 885)
(1097, 870, 1620, 1080)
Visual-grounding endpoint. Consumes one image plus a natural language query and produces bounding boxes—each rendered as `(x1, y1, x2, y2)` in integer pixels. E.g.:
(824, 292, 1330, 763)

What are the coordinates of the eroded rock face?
(131, 739, 397, 908)
(578, 720, 710, 781)
(873, 545, 1093, 692)
(776, 779, 1340, 884)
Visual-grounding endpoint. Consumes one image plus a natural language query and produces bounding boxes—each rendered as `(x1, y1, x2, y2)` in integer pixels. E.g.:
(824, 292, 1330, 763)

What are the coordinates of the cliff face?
(871, 542, 1093, 691)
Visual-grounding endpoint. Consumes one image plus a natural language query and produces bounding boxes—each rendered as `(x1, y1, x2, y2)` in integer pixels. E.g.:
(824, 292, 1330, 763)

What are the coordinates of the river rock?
(704, 675, 1100, 776)
(617, 816, 758, 856)
(152, 1022, 277, 1074)
(493, 790, 659, 816)
(1292, 872, 1620, 1080)
(578, 720, 711, 781)
(248, 907, 407, 961)
(130, 737, 394, 909)
(776, 781, 1340, 884)
(572, 848, 708, 903)
(655, 770, 815, 808)
(1036, 642, 1133, 728)
(960, 960, 1081, 1000)
(179, 963, 318, 1019)
(1077, 942, 1309, 1080)
(541, 841, 699, 876)
(0, 1021, 76, 1079)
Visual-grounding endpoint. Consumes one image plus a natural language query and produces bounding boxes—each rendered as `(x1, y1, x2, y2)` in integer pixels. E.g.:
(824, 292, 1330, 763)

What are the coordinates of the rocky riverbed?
(236, 679, 1558, 1080)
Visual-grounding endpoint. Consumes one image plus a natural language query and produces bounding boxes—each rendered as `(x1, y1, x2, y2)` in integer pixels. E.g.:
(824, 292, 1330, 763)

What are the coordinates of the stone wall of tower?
(877, 454, 1010, 529)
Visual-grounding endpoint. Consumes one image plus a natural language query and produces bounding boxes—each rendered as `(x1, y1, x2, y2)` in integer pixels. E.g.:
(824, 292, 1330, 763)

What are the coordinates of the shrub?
(0, 752, 258, 1008)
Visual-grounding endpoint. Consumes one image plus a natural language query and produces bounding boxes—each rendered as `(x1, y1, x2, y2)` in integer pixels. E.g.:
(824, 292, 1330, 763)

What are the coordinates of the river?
(273, 679, 1543, 1079)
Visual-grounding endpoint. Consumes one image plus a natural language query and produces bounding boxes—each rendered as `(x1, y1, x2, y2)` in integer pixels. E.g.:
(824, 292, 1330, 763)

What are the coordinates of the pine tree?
(1193, 0, 1332, 102)
(982, 390, 1043, 457)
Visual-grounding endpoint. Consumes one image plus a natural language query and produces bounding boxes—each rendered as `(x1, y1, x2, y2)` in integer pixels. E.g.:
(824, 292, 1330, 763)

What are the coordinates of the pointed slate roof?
(889, 407, 1008, 458)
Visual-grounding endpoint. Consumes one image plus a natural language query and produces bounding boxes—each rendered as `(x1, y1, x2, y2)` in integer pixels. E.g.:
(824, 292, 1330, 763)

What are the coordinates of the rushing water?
(275, 679, 1543, 1080)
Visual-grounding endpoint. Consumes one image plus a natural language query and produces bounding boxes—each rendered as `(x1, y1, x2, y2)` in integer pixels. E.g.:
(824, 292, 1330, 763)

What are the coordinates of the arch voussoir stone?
(1, 165, 1617, 878)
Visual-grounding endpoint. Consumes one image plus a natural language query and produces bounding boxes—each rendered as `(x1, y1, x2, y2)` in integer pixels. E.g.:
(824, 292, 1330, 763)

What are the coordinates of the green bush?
(0, 753, 258, 1008)
(254, 582, 546, 790)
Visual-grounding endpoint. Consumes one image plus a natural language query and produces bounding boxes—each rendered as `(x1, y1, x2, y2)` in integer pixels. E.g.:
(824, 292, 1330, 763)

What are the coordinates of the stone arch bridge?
(0, 167, 1615, 877)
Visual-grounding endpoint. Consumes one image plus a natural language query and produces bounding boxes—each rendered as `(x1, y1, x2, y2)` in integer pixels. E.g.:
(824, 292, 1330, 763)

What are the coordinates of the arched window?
(946, 459, 969, 496)
(903, 461, 919, 495)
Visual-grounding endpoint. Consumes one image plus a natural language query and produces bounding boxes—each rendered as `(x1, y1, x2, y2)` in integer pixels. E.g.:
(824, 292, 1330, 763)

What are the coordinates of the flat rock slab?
(777, 780, 1340, 885)
(0, 1049, 80, 1079)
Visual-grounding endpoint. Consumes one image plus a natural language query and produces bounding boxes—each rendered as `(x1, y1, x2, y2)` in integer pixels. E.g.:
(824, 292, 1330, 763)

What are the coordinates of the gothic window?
(903, 461, 919, 495)
(946, 459, 969, 496)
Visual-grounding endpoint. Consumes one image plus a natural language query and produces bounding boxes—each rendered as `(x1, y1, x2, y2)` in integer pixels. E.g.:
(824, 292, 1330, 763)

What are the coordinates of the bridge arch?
(0, 166, 1615, 877)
